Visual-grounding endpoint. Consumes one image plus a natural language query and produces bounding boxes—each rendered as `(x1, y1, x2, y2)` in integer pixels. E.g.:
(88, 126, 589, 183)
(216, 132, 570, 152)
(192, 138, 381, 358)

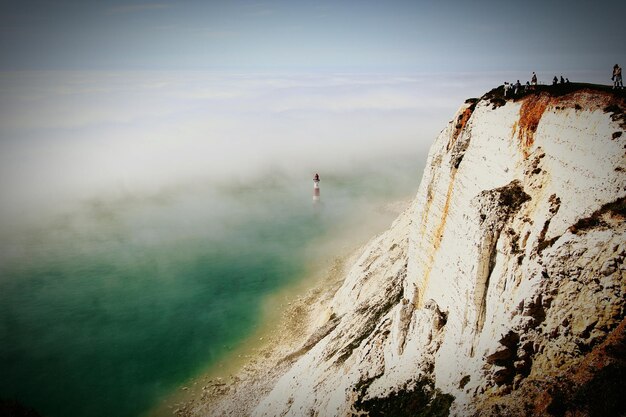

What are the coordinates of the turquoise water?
(0, 163, 420, 417)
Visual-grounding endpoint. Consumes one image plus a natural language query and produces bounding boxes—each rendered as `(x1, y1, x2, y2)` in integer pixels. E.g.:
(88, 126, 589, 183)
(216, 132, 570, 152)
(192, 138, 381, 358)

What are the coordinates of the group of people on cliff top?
(503, 80, 524, 97)
(503, 72, 543, 97)
(503, 65, 623, 96)
(551, 75, 570, 85)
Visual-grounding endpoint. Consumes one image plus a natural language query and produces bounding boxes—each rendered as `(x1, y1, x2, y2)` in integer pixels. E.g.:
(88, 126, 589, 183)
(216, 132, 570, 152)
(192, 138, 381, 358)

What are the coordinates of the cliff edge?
(198, 85, 626, 417)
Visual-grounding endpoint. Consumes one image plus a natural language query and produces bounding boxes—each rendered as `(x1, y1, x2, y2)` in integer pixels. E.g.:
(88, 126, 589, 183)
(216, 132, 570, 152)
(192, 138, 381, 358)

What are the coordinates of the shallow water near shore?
(0, 159, 421, 417)
(145, 248, 348, 417)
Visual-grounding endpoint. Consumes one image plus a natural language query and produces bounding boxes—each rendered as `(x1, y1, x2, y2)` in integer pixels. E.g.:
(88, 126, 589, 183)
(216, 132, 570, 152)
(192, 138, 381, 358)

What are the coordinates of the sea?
(0, 161, 422, 417)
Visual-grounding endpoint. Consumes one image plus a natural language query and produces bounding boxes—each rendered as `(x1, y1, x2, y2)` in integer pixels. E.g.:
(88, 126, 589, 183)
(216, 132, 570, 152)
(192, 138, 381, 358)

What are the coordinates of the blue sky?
(1, 0, 623, 71)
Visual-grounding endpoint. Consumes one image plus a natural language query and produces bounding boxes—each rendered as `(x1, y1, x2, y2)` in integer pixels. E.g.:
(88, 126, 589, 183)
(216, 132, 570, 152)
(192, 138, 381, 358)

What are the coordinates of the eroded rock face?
(253, 88, 626, 417)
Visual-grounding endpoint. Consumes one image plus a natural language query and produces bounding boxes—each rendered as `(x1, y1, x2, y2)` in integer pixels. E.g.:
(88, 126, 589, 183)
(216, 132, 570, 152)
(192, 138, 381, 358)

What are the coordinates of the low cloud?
(0, 71, 500, 221)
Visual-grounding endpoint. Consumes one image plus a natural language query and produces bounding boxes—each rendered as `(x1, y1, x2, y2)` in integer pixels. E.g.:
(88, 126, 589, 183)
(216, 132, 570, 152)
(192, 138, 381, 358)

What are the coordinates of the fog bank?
(2, 70, 602, 223)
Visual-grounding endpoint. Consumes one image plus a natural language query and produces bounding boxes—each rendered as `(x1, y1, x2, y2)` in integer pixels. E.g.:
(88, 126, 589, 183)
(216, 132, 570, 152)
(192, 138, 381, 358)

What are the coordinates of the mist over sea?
(0, 71, 494, 417)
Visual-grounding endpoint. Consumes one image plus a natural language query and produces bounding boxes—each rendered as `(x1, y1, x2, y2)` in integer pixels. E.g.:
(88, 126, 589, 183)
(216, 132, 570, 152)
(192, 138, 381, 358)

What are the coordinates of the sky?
(0, 0, 624, 223)
(1, 0, 624, 72)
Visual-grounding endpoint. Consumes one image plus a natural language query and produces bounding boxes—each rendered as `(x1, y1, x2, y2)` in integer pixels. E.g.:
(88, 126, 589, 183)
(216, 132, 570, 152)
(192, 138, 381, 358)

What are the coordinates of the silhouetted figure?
(560, 75, 565, 84)
(552, 76, 558, 85)
(525, 81, 531, 92)
(613, 64, 623, 89)
(565, 78, 570, 83)
(503, 82, 510, 97)
(530, 71, 537, 90)
(514, 80, 521, 95)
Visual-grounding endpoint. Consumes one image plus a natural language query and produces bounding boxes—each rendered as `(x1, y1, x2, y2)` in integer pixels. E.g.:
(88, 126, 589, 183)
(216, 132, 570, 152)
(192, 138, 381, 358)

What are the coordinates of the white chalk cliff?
(201, 86, 626, 417)
(252, 86, 626, 416)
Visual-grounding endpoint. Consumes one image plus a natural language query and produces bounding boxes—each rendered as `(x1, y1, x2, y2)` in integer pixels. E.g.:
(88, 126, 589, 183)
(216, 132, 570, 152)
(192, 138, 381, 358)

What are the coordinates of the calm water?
(0, 163, 420, 417)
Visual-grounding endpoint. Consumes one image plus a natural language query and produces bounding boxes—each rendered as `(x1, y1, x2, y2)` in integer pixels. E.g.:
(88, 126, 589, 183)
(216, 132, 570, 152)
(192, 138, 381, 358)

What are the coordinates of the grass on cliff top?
(481, 82, 626, 106)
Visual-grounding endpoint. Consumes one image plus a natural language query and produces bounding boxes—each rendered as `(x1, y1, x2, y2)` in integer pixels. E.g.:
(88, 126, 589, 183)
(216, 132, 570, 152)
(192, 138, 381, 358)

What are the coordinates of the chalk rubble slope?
(253, 86, 626, 416)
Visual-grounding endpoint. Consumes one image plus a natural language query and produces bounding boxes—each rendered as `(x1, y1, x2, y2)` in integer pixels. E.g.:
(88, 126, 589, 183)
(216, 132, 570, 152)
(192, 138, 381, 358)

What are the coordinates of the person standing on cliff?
(514, 80, 521, 95)
(531, 72, 537, 88)
(613, 64, 623, 89)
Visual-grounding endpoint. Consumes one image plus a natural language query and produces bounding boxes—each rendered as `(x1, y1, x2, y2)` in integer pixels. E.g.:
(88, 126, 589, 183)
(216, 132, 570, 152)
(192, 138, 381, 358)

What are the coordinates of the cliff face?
(254, 86, 626, 417)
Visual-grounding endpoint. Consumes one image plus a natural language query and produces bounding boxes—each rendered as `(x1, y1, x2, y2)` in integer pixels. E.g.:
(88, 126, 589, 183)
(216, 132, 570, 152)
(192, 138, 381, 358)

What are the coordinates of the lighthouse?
(313, 173, 320, 203)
